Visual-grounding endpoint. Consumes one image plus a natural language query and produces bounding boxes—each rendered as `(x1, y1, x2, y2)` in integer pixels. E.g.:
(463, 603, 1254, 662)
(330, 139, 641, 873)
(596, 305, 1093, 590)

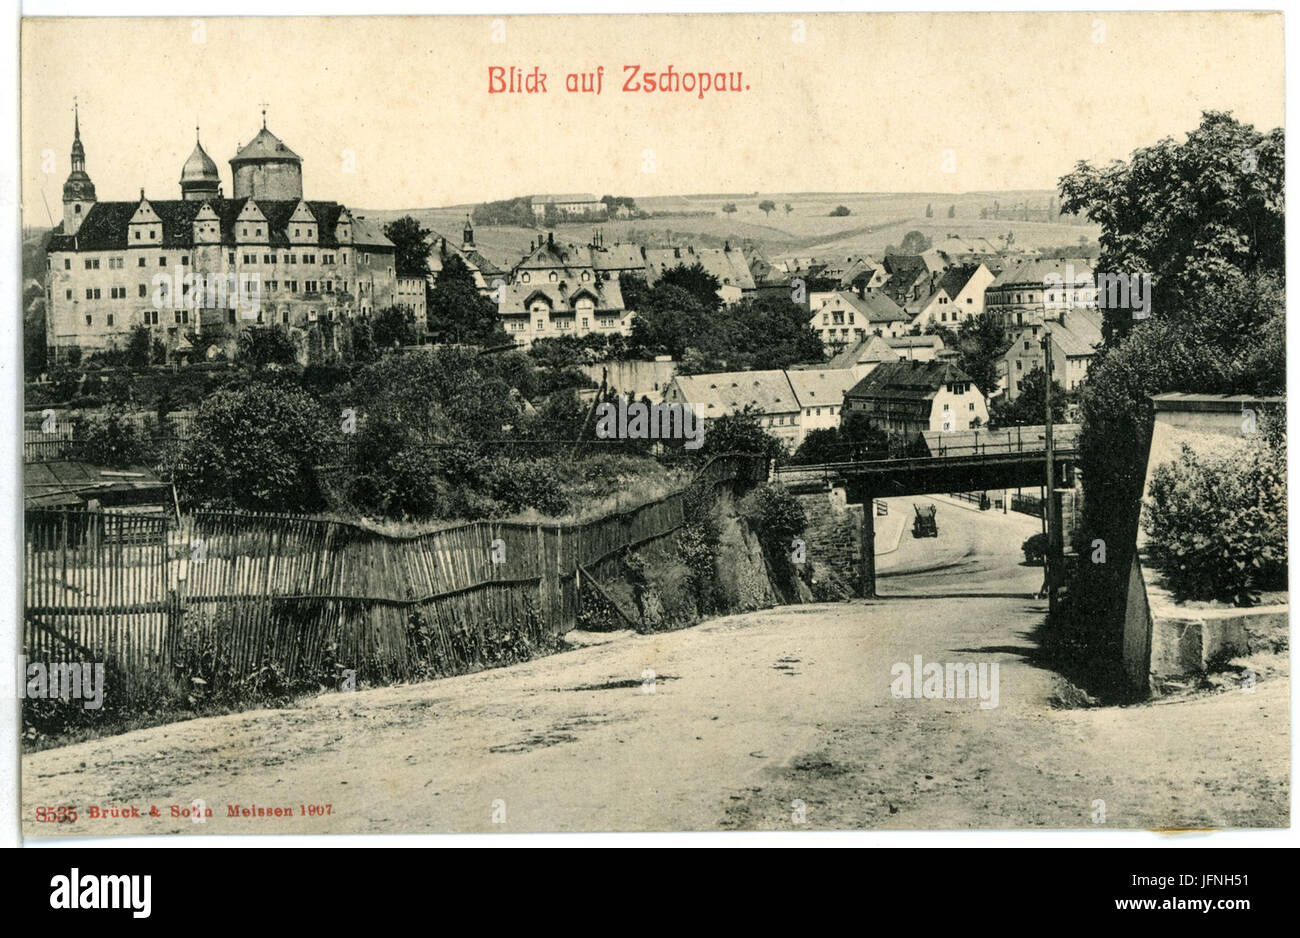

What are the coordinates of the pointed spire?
(73, 99, 80, 140)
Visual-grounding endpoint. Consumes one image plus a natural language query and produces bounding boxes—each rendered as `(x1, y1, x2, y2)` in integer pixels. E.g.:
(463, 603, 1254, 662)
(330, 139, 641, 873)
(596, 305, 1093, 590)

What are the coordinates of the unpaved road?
(23, 497, 1288, 835)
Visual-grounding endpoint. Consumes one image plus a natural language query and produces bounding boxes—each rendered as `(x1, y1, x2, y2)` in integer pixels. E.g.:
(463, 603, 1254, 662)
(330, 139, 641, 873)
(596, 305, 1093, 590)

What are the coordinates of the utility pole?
(1041, 332, 1058, 615)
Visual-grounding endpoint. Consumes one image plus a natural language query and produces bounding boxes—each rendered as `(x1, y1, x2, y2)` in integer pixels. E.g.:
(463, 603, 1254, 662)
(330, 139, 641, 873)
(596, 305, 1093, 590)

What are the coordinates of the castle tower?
(180, 126, 222, 202)
(62, 104, 96, 237)
(229, 111, 302, 201)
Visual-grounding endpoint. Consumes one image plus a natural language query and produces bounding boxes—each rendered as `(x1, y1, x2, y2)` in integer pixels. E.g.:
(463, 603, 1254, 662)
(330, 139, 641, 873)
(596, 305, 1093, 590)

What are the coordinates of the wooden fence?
(23, 454, 765, 693)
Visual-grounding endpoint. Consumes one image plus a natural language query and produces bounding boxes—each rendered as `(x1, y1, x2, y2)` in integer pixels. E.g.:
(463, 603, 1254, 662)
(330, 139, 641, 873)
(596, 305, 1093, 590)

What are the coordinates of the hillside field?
(357, 190, 1099, 270)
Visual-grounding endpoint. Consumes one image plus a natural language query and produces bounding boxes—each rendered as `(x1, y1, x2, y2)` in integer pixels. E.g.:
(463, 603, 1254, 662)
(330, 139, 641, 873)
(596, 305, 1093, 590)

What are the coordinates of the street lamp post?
(1041, 331, 1058, 616)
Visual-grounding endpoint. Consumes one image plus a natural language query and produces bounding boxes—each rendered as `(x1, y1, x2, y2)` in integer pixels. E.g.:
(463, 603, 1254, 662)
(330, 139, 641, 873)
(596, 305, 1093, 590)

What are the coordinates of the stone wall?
(793, 484, 862, 597)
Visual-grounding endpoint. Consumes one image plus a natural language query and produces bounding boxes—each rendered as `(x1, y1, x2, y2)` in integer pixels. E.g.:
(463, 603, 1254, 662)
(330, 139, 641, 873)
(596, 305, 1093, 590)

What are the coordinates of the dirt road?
(23, 497, 1288, 835)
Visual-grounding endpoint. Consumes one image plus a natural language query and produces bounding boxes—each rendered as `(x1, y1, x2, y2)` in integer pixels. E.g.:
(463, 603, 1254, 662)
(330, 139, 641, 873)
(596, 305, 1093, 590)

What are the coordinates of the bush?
(1022, 533, 1048, 566)
(1141, 432, 1286, 604)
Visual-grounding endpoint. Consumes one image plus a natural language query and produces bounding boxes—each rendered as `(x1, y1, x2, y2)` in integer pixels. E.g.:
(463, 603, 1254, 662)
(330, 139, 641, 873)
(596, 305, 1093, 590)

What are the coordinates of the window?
(308, 228, 313, 238)
(286, 280, 298, 293)
(64, 258, 71, 269)
(285, 254, 296, 264)
(308, 309, 318, 322)
(144, 310, 158, 325)
(84, 259, 99, 270)
(522, 272, 531, 283)
(942, 403, 950, 411)
(255, 228, 262, 236)
(175, 311, 182, 324)
(1016, 360, 1023, 371)
(304, 254, 316, 264)
(323, 254, 334, 264)
(305, 281, 317, 293)
(581, 318, 588, 329)
(110, 286, 126, 299)
(109, 257, 124, 269)
(84, 288, 100, 299)
(134, 231, 141, 240)
(266, 280, 278, 291)
(294, 228, 300, 237)
(149, 230, 157, 240)
(969, 402, 975, 411)
(536, 319, 543, 331)
(159, 257, 167, 267)
(243, 254, 257, 264)
(65, 289, 72, 300)
(181, 256, 189, 266)
(85, 314, 92, 325)
(106, 313, 114, 326)
(138, 257, 147, 267)
(281, 310, 289, 324)
(341, 252, 347, 263)
(228, 253, 236, 265)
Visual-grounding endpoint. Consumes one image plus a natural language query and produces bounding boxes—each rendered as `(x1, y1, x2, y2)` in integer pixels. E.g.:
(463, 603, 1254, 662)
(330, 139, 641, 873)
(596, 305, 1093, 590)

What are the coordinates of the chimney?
(547, 232, 554, 246)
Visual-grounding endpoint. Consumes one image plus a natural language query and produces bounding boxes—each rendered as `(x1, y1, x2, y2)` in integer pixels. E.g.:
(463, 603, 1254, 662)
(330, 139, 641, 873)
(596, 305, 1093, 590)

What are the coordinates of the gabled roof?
(670, 369, 799, 417)
(989, 257, 1094, 289)
(497, 277, 624, 315)
(785, 370, 860, 409)
(643, 246, 757, 291)
(825, 333, 900, 369)
(827, 289, 910, 324)
(847, 359, 978, 403)
(531, 193, 601, 203)
(934, 263, 984, 299)
(48, 198, 366, 251)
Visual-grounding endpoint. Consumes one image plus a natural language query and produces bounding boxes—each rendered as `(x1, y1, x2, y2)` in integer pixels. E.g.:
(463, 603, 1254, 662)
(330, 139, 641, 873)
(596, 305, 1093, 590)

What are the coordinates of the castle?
(44, 109, 397, 360)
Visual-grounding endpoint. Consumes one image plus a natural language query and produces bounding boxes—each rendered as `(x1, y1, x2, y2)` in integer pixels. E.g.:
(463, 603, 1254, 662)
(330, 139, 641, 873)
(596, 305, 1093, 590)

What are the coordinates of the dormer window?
(549, 272, 558, 282)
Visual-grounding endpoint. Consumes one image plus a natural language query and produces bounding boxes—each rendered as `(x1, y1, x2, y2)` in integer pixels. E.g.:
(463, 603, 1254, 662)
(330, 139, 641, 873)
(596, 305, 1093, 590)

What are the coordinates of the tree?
(925, 203, 933, 218)
(382, 215, 433, 279)
(790, 427, 842, 465)
(700, 407, 786, 462)
(167, 385, 335, 512)
(372, 306, 416, 348)
(947, 204, 956, 218)
(722, 203, 737, 214)
(126, 324, 152, 368)
(238, 325, 298, 369)
(829, 205, 851, 217)
(659, 262, 722, 312)
(899, 230, 932, 254)
(758, 199, 776, 216)
(1060, 111, 1283, 343)
(784, 203, 793, 214)
(952, 312, 1010, 398)
(999, 365, 1066, 426)
(426, 254, 501, 345)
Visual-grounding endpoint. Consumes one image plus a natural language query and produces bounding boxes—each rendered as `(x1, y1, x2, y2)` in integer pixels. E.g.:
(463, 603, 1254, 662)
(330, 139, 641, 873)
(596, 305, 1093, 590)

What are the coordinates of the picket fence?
(23, 453, 765, 693)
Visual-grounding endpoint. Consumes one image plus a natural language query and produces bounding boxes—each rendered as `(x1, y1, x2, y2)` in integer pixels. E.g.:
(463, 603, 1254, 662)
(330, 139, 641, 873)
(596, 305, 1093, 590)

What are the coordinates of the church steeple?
(62, 102, 96, 236)
(462, 214, 475, 250)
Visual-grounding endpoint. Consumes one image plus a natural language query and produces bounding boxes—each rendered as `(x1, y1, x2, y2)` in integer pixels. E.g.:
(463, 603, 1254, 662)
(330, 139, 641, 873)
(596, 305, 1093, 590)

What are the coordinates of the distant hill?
(357, 190, 1098, 270)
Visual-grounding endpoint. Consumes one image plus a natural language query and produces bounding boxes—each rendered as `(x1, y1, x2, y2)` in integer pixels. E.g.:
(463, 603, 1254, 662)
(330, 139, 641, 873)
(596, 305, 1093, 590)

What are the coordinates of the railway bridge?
(774, 425, 1080, 598)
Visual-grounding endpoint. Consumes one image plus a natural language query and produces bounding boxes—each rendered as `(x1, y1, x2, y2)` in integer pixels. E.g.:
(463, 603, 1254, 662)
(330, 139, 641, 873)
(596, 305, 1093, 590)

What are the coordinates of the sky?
(20, 12, 1284, 225)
